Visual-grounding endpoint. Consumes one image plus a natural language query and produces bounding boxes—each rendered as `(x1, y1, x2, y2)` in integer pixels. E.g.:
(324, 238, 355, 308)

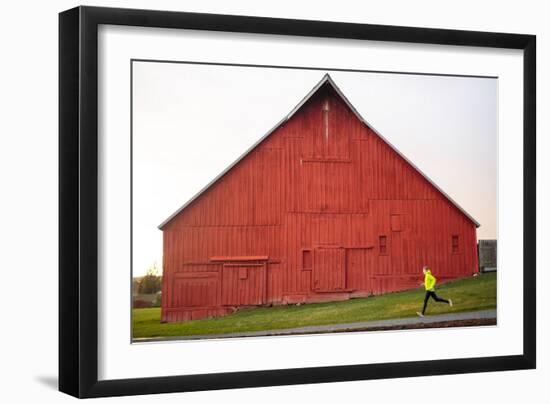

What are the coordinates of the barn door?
(346, 248, 374, 292)
(221, 264, 267, 306)
(313, 247, 346, 292)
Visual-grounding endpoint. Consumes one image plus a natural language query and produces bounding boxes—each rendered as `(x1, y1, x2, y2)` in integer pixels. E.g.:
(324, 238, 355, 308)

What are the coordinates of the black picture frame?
(59, 5, 536, 398)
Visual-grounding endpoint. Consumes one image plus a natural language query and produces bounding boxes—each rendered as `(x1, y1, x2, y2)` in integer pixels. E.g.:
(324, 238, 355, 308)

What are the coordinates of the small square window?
(452, 235, 459, 253)
(238, 268, 248, 280)
(379, 235, 387, 254)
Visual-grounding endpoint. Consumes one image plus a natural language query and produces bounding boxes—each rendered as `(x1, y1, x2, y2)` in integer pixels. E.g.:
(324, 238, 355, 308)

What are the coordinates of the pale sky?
(132, 61, 497, 277)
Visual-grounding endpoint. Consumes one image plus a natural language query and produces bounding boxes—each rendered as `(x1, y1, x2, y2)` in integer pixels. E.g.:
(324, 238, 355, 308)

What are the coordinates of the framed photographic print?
(59, 6, 536, 398)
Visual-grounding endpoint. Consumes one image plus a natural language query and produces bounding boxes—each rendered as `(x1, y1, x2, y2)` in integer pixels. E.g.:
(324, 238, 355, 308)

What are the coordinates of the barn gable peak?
(158, 74, 480, 230)
(284, 73, 368, 125)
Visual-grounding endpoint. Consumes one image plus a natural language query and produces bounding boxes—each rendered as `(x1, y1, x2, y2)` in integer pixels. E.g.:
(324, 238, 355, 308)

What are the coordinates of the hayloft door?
(313, 247, 346, 292)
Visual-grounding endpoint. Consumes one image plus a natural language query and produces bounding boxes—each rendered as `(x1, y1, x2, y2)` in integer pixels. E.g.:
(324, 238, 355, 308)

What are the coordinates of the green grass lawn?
(132, 272, 496, 339)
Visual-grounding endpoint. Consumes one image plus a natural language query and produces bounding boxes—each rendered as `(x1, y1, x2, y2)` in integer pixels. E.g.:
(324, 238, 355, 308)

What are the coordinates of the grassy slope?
(133, 272, 496, 338)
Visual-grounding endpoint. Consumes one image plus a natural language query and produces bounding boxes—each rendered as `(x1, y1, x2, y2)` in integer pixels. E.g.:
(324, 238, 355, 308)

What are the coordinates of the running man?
(417, 266, 453, 317)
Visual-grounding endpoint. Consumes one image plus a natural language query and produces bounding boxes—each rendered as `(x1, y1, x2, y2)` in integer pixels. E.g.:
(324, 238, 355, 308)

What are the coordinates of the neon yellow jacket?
(424, 270, 437, 291)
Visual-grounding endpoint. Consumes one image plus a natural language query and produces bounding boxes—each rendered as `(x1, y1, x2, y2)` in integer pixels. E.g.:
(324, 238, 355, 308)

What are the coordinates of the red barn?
(158, 74, 480, 323)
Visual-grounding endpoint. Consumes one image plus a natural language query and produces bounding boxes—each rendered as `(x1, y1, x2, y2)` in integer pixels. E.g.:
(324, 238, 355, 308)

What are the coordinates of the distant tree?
(138, 263, 162, 294)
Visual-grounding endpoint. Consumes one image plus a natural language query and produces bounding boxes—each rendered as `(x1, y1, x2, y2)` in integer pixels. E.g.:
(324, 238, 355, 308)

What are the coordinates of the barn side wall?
(160, 85, 479, 322)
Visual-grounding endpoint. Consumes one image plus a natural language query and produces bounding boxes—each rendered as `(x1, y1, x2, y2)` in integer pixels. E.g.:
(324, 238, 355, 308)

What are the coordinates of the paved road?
(135, 309, 496, 342)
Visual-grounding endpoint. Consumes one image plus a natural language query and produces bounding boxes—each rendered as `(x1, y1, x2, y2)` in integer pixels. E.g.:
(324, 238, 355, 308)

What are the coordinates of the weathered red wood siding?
(160, 82, 479, 323)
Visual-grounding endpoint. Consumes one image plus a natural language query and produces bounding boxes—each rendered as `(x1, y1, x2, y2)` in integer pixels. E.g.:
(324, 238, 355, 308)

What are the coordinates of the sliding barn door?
(221, 264, 267, 306)
(313, 247, 346, 292)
